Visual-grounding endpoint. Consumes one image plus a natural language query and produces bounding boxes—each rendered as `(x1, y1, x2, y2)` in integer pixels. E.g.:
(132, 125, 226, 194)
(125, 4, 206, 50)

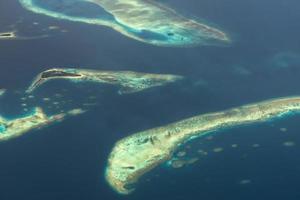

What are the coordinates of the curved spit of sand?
(26, 68, 183, 94)
(0, 107, 85, 141)
(106, 96, 300, 194)
(19, 0, 229, 46)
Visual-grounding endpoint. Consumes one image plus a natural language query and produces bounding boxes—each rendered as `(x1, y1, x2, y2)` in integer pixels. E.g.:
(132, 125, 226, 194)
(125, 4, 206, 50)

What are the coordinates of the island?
(0, 32, 17, 40)
(0, 30, 51, 40)
(26, 68, 183, 94)
(0, 107, 85, 141)
(105, 96, 300, 194)
(19, 0, 229, 46)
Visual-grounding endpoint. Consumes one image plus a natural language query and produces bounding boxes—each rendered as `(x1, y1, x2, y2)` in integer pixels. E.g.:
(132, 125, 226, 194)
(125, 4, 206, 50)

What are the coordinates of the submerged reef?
(26, 68, 183, 94)
(106, 96, 300, 194)
(19, 0, 229, 46)
(268, 51, 300, 69)
(0, 89, 6, 97)
(0, 107, 85, 141)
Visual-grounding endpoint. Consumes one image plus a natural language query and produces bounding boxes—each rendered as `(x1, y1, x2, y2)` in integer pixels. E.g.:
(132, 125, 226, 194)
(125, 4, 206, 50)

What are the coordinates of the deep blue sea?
(1, 0, 300, 199)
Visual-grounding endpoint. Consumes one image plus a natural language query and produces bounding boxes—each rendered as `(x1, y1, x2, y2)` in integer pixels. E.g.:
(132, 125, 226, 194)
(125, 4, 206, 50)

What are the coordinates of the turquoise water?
(0, 125, 6, 133)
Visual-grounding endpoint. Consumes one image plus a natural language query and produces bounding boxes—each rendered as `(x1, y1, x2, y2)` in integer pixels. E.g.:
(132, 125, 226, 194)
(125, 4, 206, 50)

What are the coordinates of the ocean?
(0, 0, 300, 199)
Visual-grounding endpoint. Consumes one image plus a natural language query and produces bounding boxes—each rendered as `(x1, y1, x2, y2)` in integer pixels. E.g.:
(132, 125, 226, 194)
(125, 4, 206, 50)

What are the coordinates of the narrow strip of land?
(106, 96, 300, 194)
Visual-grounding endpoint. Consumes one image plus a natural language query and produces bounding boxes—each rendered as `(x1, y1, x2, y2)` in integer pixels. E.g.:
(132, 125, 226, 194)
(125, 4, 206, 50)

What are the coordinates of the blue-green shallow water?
(1, 0, 300, 199)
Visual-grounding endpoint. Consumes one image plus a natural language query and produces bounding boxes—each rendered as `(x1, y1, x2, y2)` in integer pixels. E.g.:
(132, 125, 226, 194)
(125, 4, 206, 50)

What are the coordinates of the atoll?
(19, 0, 229, 46)
(0, 107, 85, 141)
(26, 68, 183, 94)
(105, 96, 300, 194)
